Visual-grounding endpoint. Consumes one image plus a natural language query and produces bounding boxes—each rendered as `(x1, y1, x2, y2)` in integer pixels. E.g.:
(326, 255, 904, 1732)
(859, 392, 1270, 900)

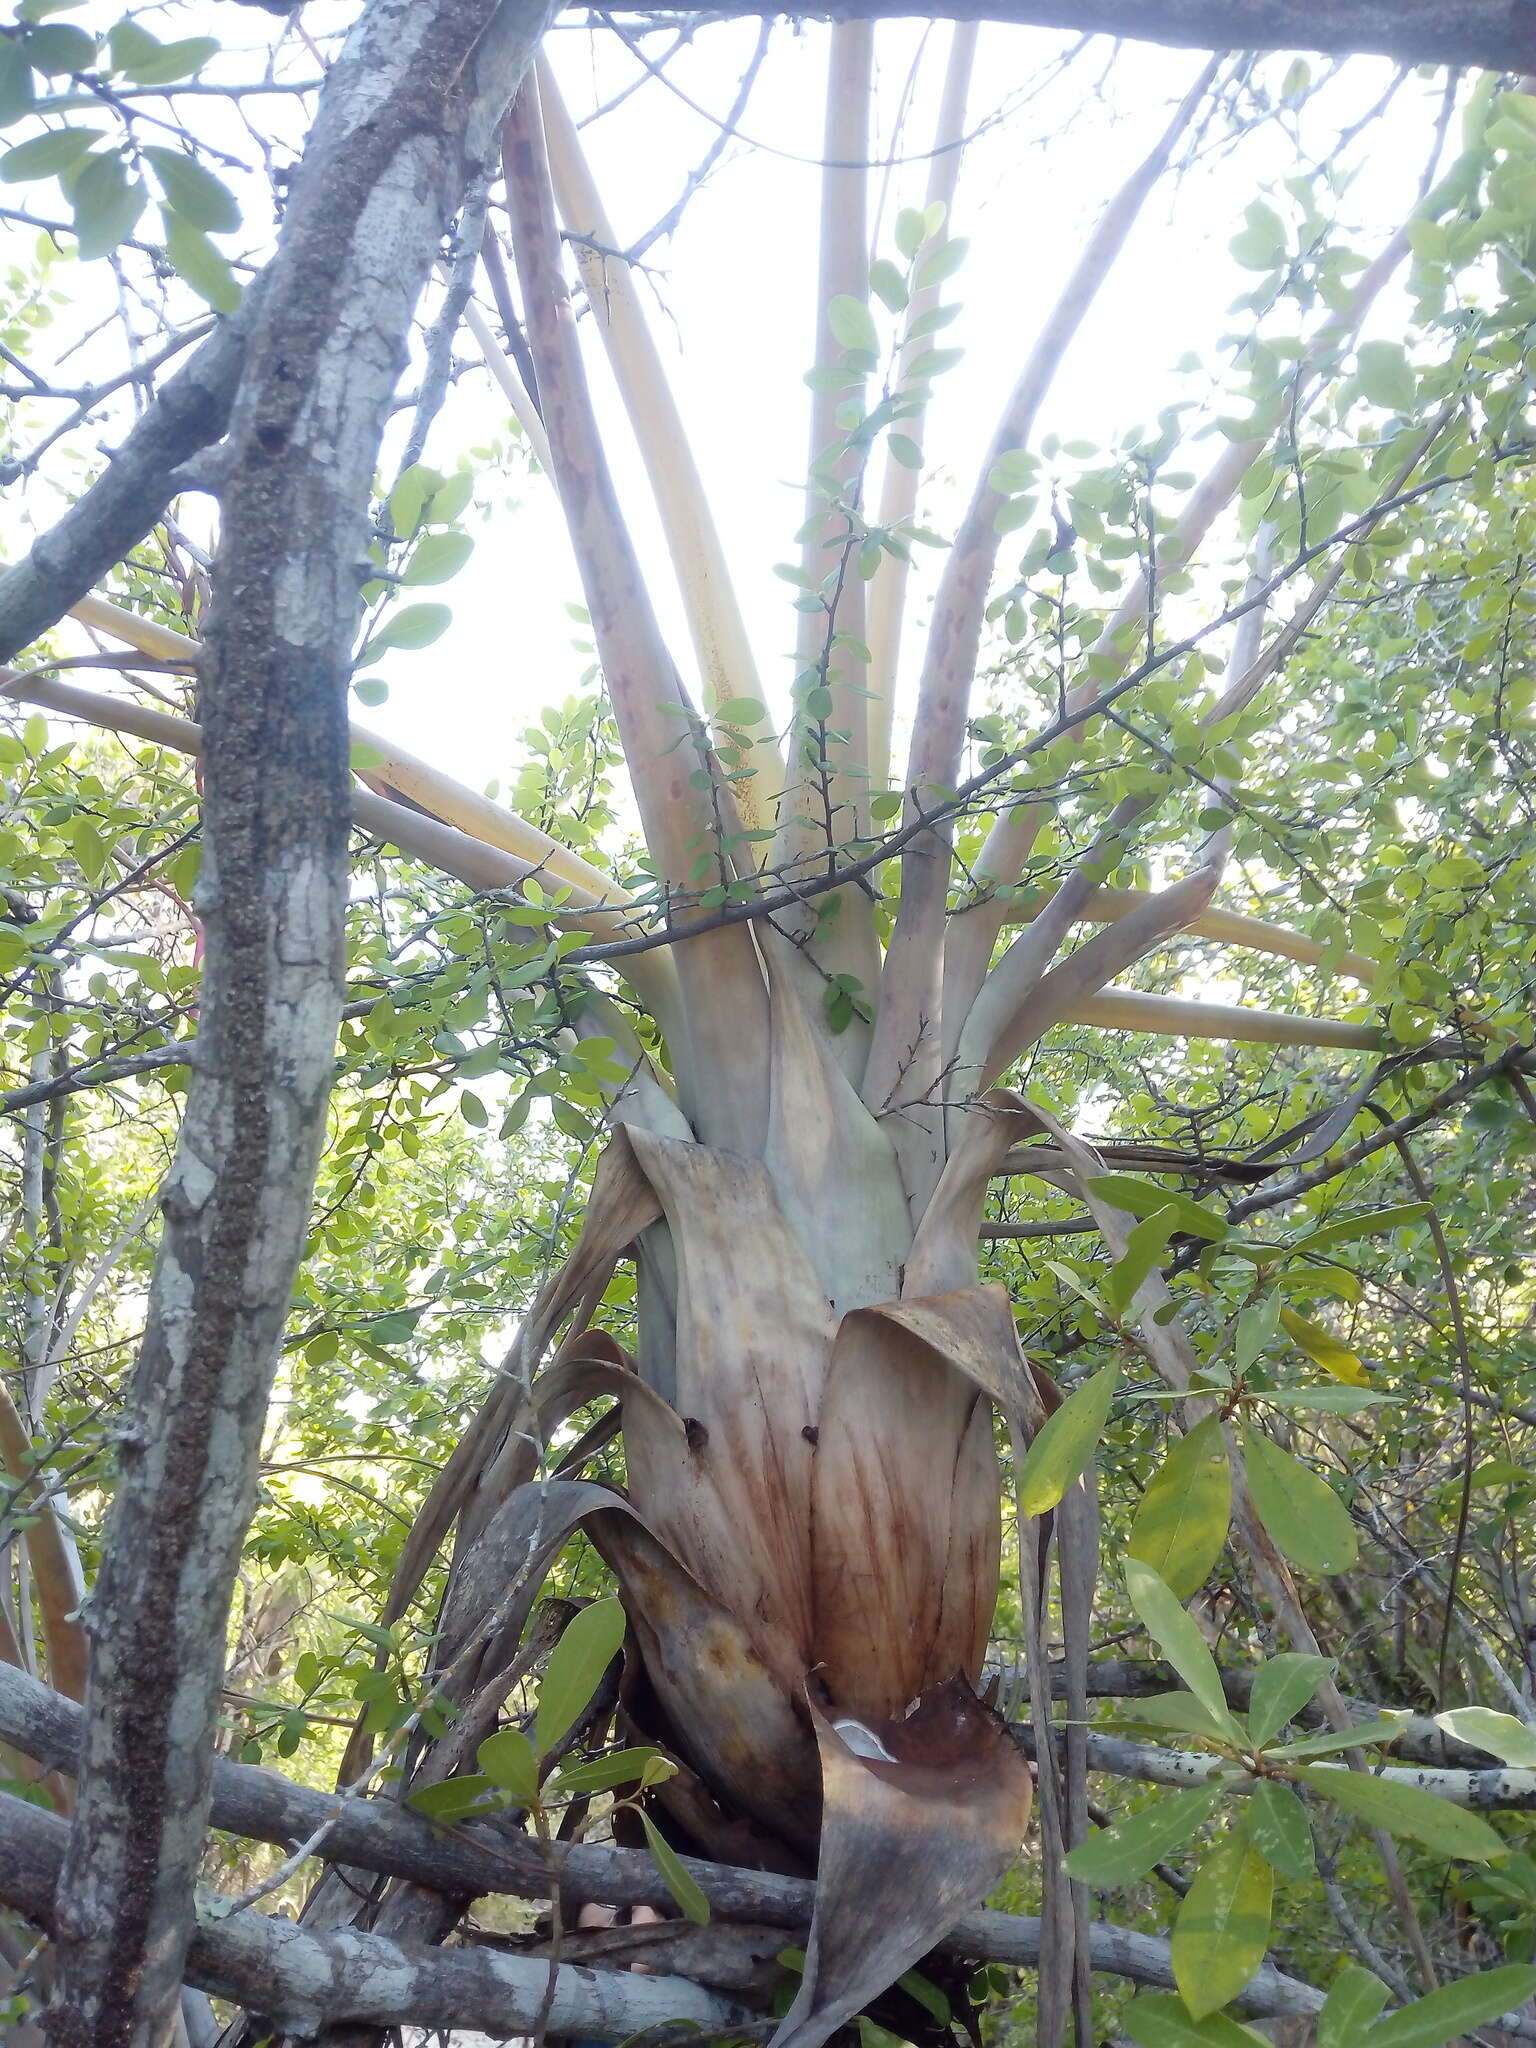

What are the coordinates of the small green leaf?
(477, 1727, 539, 1804)
(1244, 1781, 1314, 1881)
(407, 1773, 494, 1823)
(458, 1091, 487, 1129)
(142, 145, 239, 232)
(404, 531, 474, 585)
(1260, 1388, 1399, 1414)
(22, 22, 97, 73)
(915, 235, 967, 288)
(1292, 1765, 1509, 1860)
(713, 695, 766, 725)
(1125, 1561, 1242, 1740)
(535, 1597, 626, 1757)
(1434, 1708, 1536, 1768)
(1364, 1965, 1536, 2048)
(1063, 1785, 1222, 1889)
(1354, 340, 1416, 412)
(1317, 1965, 1390, 2047)
(894, 206, 927, 257)
(1241, 1427, 1357, 1576)
(119, 34, 219, 84)
(1127, 1416, 1231, 1598)
(868, 257, 907, 312)
(1247, 1654, 1335, 1750)
(1, 125, 100, 181)
(165, 214, 240, 311)
(639, 1809, 710, 1924)
(1015, 1361, 1118, 1514)
(0, 42, 38, 129)
(827, 293, 878, 355)
(887, 431, 924, 469)
(1172, 1831, 1273, 2020)
(358, 602, 452, 660)
(71, 150, 145, 260)
(546, 1746, 673, 1798)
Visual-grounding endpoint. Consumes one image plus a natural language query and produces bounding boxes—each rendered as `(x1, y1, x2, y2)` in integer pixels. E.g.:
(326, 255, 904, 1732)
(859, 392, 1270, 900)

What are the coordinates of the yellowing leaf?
(1172, 1832, 1273, 2020)
(1279, 1306, 1368, 1386)
(1128, 1416, 1231, 1598)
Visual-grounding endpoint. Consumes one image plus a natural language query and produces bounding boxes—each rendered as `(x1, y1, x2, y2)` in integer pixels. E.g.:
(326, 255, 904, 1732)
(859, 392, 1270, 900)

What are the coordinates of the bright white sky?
(356, 21, 1437, 788)
(3, 10, 1444, 796)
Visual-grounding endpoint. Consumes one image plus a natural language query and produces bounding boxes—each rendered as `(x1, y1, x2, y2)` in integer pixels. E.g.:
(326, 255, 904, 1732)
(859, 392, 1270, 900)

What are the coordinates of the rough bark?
(0, 314, 249, 666)
(45, 2, 554, 2041)
(5, 1796, 747, 2040)
(669, 0, 1536, 68)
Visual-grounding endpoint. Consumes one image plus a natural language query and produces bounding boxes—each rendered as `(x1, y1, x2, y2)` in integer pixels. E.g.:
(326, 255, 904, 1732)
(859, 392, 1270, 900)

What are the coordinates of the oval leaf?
(1125, 1560, 1242, 1740)
(1292, 1764, 1508, 1861)
(827, 292, 877, 356)
(535, 1596, 626, 1757)
(1128, 1416, 1232, 1598)
(1247, 1653, 1335, 1750)
(1, 126, 101, 181)
(1015, 1361, 1118, 1514)
(1063, 1785, 1222, 1890)
(1434, 1707, 1536, 1769)
(143, 145, 239, 233)
(1364, 1964, 1536, 2048)
(1317, 1965, 1390, 2047)
(1241, 1427, 1357, 1576)
(165, 214, 240, 312)
(1172, 1832, 1274, 2021)
(403, 530, 474, 586)
(1244, 1781, 1315, 1882)
(477, 1726, 539, 1804)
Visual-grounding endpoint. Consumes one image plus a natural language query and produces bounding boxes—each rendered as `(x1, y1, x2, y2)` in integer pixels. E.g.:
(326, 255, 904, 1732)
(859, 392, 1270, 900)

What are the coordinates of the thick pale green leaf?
(1015, 1360, 1118, 1513)
(1364, 1965, 1536, 2047)
(1127, 1415, 1231, 1598)
(1292, 1765, 1509, 1860)
(915, 235, 967, 288)
(1123, 1994, 1269, 2046)
(1063, 1785, 1223, 1889)
(1172, 1832, 1274, 2020)
(1244, 1781, 1315, 1881)
(713, 696, 766, 725)
(1247, 1653, 1335, 1749)
(1278, 1306, 1368, 1387)
(535, 1596, 626, 1757)
(165, 214, 240, 311)
(827, 293, 878, 355)
(639, 1809, 710, 1924)
(1317, 1965, 1390, 2047)
(143, 145, 239, 232)
(1434, 1708, 1536, 1768)
(1, 125, 99, 181)
(1241, 1427, 1357, 1575)
(477, 1727, 539, 1804)
(1125, 1561, 1241, 1739)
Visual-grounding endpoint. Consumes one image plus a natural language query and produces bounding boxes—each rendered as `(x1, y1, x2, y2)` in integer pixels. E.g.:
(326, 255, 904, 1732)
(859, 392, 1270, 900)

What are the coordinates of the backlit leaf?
(1127, 1416, 1231, 1598)
(1015, 1360, 1118, 1513)
(1279, 1306, 1368, 1386)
